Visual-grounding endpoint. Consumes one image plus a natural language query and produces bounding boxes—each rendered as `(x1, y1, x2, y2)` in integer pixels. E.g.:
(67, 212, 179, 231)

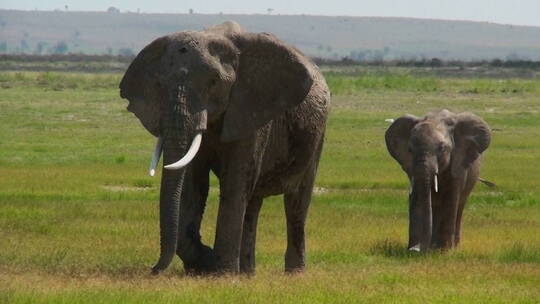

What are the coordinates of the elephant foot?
(214, 260, 240, 275)
(284, 254, 306, 273)
(285, 249, 306, 273)
(435, 239, 455, 251)
(427, 240, 455, 252)
(183, 245, 218, 275)
(239, 263, 256, 275)
(285, 265, 305, 274)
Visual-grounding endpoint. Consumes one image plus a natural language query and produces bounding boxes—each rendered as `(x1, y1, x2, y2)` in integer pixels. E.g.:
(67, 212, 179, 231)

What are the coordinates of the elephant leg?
(213, 185, 249, 273)
(438, 183, 461, 249)
(283, 170, 316, 273)
(239, 196, 264, 274)
(213, 143, 256, 273)
(176, 159, 216, 274)
(454, 198, 467, 247)
(454, 167, 478, 248)
(430, 197, 443, 249)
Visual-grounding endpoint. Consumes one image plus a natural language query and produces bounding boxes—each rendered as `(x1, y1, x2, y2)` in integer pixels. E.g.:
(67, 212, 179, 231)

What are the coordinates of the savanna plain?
(0, 67, 539, 303)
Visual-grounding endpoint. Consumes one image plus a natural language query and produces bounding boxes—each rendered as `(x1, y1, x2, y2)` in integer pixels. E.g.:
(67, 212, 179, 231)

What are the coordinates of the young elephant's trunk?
(408, 162, 433, 252)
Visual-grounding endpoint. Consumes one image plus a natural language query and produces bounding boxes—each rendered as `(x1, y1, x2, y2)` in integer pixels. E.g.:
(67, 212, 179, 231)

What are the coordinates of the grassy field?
(0, 70, 539, 303)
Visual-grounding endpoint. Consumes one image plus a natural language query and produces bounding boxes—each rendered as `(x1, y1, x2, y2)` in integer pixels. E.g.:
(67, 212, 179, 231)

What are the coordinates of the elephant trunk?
(150, 92, 207, 274)
(408, 159, 434, 252)
(151, 135, 189, 274)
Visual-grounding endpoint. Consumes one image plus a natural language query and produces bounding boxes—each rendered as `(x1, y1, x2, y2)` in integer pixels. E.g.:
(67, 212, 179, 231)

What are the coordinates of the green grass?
(325, 71, 540, 95)
(0, 71, 539, 303)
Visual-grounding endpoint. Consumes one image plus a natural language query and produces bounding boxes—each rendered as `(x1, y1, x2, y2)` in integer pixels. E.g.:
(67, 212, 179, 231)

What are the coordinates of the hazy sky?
(3, 0, 540, 27)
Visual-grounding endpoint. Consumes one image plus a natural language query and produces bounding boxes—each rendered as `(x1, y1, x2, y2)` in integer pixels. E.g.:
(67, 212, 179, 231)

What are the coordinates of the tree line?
(3, 54, 540, 71)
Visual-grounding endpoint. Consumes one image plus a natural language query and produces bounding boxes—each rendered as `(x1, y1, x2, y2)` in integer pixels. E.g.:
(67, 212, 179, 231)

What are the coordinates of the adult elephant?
(385, 110, 491, 252)
(119, 21, 330, 275)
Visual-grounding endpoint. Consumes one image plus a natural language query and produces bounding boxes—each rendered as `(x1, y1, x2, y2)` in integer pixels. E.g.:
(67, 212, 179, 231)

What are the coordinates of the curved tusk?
(409, 177, 414, 195)
(434, 174, 438, 193)
(149, 136, 163, 177)
(164, 133, 202, 170)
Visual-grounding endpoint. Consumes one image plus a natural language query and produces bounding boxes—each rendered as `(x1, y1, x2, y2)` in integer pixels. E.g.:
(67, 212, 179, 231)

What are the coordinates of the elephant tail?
(478, 178, 496, 188)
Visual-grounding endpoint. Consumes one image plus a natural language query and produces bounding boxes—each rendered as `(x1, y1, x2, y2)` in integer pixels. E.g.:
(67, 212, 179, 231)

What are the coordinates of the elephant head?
(119, 21, 314, 273)
(385, 110, 491, 252)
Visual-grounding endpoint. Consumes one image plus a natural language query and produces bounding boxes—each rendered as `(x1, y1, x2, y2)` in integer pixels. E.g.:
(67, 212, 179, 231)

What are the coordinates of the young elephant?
(385, 110, 491, 252)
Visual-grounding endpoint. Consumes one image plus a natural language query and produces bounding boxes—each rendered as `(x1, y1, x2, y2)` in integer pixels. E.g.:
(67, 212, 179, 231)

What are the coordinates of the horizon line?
(1, 8, 539, 28)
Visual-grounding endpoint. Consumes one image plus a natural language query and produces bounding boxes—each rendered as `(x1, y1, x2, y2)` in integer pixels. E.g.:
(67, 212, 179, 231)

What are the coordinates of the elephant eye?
(178, 47, 188, 54)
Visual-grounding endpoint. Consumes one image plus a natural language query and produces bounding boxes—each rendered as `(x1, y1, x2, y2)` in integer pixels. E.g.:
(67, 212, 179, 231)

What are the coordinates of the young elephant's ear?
(385, 115, 420, 176)
(451, 113, 491, 177)
(221, 33, 314, 142)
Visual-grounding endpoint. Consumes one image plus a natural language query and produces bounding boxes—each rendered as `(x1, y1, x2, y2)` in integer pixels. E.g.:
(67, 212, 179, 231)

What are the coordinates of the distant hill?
(2, 9, 540, 60)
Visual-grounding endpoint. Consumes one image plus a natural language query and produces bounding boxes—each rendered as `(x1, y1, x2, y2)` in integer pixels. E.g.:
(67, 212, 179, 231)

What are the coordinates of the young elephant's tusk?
(149, 136, 163, 176)
(409, 244, 421, 252)
(164, 133, 202, 170)
(434, 174, 438, 193)
(409, 177, 414, 195)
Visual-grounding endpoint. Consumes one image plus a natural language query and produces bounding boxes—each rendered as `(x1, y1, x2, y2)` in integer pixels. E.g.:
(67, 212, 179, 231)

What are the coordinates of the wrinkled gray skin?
(385, 110, 491, 252)
(119, 21, 330, 274)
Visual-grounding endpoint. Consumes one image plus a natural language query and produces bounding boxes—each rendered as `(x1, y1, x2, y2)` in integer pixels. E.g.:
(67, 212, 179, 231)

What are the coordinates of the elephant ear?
(451, 113, 491, 177)
(120, 36, 168, 101)
(220, 33, 314, 142)
(119, 37, 169, 136)
(385, 115, 420, 176)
